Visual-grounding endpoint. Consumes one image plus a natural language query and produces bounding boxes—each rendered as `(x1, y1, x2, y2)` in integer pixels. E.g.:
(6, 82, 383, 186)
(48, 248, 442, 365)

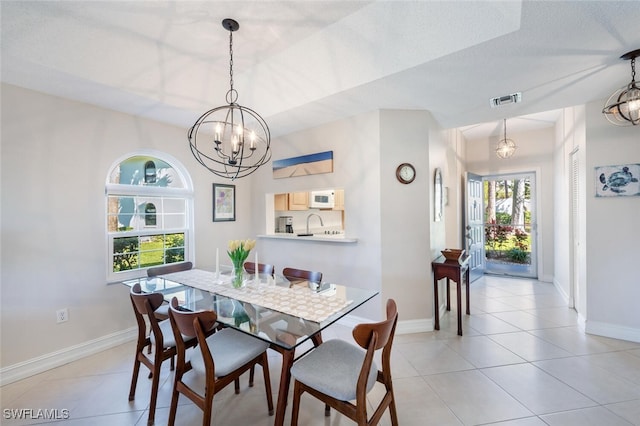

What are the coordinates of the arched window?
(105, 151, 193, 281)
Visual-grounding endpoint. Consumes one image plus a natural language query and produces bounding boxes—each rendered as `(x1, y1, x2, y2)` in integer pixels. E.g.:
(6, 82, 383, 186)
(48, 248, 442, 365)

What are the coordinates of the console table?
(432, 254, 470, 336)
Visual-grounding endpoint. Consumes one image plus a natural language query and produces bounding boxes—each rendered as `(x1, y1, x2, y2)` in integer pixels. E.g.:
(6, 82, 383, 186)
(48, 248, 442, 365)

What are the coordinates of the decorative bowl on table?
(441, 248, 465, 261)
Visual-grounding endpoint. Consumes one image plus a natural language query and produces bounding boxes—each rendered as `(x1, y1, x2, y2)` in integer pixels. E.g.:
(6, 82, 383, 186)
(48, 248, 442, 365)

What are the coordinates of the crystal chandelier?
(602, 49, 640, 126)
(496, 118, 517, 159)
(188, 19, 271, 180)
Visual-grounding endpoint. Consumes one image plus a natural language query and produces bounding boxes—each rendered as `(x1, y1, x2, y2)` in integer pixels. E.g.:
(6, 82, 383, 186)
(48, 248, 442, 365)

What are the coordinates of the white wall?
(465, 127, 556, 282)
(553, 106, 587, 313)
(583, 100, 640, 342)
(0, 84, 253, 374)
(250, 110, 384, 321)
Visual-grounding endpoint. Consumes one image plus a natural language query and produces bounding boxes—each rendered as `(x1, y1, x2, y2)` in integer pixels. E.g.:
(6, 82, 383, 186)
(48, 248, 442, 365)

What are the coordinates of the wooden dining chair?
(146, 261, 193, 320)
(290, 299, 399, 426)
(128, 283, 196, 426)
(244, 261, 275, 277)
(167, 298, 274, 426)
(282, 267, 322, 285)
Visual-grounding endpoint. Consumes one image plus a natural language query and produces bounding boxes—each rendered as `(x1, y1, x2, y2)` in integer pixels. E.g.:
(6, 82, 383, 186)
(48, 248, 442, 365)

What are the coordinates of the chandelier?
(188, 18, 271, 180)
(602, 49, 640, 126)
(496, 118, 517, 159)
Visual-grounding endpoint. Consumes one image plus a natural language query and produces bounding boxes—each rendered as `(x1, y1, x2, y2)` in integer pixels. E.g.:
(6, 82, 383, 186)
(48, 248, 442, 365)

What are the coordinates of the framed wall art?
(272, 150, 333, 179)
(594, 163, 640, 197)
(213, 183, 236, 221)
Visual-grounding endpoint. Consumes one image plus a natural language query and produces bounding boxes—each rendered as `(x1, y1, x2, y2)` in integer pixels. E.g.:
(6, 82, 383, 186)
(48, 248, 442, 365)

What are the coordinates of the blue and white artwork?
(273, 151, 333, 179)
(595, 163, 640, 197)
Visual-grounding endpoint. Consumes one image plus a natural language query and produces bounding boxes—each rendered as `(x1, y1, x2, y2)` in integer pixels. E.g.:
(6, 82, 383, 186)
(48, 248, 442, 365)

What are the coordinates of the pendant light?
(188, 18, 271, 180)
(602, 49, 640, 126)
(496, 118, 517, 159)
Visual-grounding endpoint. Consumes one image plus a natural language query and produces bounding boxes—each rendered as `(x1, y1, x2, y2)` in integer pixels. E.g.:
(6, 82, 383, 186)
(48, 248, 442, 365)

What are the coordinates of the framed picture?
(213, 183, 236, 221)
(594, 163, 640, 197)
(273, 150, 333, 179)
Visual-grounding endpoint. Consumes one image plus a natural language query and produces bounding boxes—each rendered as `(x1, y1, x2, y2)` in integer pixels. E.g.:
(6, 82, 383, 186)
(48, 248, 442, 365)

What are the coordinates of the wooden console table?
(431, 254, 470, 336)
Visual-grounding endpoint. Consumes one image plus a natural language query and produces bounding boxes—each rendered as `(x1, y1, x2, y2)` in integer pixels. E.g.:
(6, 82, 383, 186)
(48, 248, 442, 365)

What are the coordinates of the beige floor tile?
(488, 331, 573, 361)
(396, 340, 474, 375)
(539, 405, 635, 426)
(605, 400, 640, 426)
(481, 363, 597, 414)
(533, 357, 640, 404)
(423, 369, 532, 425)
(444, 335, 526, 368)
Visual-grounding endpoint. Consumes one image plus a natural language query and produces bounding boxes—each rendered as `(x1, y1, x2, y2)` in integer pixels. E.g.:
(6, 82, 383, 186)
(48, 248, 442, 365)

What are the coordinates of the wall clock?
(396, 163, 416, 184)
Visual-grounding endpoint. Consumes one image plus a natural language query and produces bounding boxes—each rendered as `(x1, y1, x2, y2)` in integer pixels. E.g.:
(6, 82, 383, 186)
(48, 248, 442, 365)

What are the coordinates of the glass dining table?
(122, 268, 378, 426)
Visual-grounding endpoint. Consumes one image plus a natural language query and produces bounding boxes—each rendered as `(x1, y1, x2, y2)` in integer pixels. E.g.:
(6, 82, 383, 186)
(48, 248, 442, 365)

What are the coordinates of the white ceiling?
(2, 1, 639, 140)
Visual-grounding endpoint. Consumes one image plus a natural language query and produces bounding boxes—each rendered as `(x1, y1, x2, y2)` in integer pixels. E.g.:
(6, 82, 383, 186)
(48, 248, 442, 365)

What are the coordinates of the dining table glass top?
(123, 268, 378, 351)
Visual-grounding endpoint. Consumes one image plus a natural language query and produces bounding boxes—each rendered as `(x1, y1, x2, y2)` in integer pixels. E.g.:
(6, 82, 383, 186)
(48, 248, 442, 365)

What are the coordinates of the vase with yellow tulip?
(227, 239, 255, 288)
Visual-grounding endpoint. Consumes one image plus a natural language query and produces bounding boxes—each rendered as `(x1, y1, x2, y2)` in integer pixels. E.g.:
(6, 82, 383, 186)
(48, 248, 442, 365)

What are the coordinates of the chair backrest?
(352, 299, 398, 352)
(244, 262, 275, 277)
(168, 298, 218, 374)
(282, 267, 322, 284)
(130, 283, 167, 346)
(147, 261, 193, 277)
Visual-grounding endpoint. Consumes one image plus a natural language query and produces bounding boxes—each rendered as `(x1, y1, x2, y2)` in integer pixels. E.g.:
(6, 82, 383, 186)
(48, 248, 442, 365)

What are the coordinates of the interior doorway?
(465, 172, 538, 280)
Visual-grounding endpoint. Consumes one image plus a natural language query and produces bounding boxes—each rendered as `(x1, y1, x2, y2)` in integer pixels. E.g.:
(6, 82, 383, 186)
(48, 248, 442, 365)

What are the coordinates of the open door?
(465, 172, 485, 282)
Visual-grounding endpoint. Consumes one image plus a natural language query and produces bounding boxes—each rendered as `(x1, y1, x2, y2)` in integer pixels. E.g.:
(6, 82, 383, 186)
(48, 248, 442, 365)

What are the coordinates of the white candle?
(255, 251, 259, 282)
(216, 248, 220, 278)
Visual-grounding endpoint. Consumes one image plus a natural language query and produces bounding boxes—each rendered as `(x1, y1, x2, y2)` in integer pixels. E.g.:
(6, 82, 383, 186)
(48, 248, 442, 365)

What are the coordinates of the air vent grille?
(490, 92, 522, 108)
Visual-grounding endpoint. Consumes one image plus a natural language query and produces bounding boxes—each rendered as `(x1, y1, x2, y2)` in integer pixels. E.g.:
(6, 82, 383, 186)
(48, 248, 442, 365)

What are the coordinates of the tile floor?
(2, 276, 640, 425)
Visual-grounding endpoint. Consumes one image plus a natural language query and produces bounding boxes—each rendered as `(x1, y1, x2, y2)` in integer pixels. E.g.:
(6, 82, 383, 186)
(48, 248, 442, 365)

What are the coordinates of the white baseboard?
(338, 314, 433, 335)
(0, 327, 137, 387)
(585, 321, 640, 343)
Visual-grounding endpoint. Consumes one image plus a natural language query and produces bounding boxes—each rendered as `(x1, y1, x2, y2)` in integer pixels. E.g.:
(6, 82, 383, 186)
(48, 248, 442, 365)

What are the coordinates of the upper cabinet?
(275, 192, 309, 211)
(288, 191, 309, 210)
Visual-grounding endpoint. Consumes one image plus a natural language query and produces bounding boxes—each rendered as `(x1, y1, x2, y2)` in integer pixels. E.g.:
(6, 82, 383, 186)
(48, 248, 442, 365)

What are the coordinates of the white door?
(465, 172, 485, 282)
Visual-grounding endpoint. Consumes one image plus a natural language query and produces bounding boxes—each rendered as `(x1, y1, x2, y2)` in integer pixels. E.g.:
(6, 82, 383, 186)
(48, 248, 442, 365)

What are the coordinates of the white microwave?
(309, 190, 335, 209)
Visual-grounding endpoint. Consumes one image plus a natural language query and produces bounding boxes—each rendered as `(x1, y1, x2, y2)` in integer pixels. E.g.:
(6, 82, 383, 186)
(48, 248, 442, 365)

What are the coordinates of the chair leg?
(167, 381, 180, 426)
(234, 378, 240, 394)
(291, 381, 302, 426)
(147, 364, 161, 425)
(260, 354, 274, 416)
(129, 357, 141, 401)
(388, 390, 399, 426)
(249, 365, 255, 387)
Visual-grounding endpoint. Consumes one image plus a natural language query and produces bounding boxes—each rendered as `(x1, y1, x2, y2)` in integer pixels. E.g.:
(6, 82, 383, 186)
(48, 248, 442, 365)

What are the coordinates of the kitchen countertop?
(257, 233, 358, 243)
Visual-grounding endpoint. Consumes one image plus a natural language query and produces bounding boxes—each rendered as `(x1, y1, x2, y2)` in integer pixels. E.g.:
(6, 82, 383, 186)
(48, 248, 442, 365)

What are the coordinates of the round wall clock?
(396, 163, 416, 184)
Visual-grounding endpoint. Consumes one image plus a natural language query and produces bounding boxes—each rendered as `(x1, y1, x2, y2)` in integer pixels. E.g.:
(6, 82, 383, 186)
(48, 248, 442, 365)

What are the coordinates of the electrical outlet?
(56, 308, 68, 323)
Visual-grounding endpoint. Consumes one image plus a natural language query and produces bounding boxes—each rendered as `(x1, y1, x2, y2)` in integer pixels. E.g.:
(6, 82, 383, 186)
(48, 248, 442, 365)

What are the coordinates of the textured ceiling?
(2, 1, 639, 140)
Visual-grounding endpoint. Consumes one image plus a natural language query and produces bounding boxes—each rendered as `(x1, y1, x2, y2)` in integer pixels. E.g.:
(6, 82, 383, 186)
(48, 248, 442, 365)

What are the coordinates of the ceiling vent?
(490, 92, 522, 108)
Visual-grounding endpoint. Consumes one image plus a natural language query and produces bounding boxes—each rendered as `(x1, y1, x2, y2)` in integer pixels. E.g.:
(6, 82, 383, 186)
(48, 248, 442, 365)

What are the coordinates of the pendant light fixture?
(496, 118, 517, 159)
(188, 18, 271, 180)
(602, 49, 640, 126)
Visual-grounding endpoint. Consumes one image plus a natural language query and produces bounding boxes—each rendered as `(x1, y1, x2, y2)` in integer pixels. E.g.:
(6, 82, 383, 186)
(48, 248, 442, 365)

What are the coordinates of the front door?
(465, 172, 485, 282)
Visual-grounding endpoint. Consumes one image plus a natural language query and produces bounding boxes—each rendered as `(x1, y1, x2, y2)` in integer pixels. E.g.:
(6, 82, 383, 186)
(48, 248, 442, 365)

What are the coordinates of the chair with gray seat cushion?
(167, 298, 274, 426)
(128, 283, 197, 426)
(290, 299, 398, 426)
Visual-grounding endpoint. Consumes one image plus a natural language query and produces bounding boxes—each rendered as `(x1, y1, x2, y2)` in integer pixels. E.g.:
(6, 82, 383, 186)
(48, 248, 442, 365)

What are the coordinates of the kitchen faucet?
(305, 213, 324, 235)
